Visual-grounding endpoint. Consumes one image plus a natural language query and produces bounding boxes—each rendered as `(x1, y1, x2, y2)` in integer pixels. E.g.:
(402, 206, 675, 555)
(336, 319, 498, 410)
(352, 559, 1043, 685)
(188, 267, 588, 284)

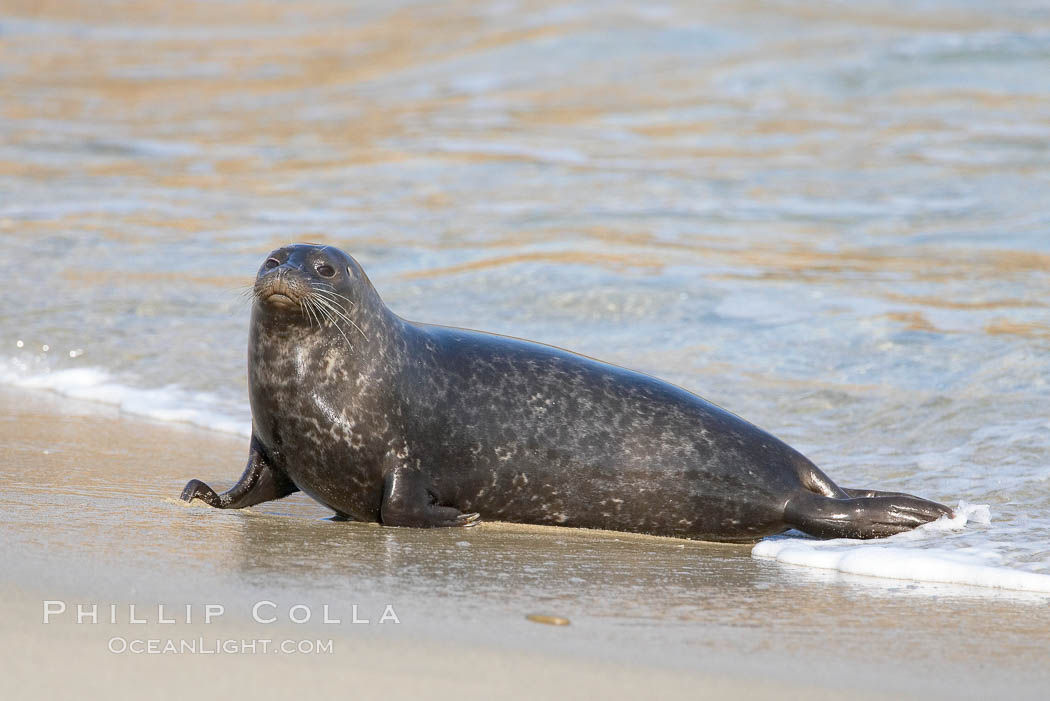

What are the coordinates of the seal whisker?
(312, 301, 336, 339)
(305, 296, 325, 328)
(321, 302, 369, 343)
(308, 298, 331, 326)
(305, 296, 327, 330)
(311, 292, 369, 342)
(314, 296, 366, 344)
(301, 298, 320, 329)
(311, 286, 360, 315)
(310, 286, 361, 323)
(328, 312, 356, 351)
(233, 284, 259, 310)
(311, 282, 357, 308)
(309, 295, 356, 350)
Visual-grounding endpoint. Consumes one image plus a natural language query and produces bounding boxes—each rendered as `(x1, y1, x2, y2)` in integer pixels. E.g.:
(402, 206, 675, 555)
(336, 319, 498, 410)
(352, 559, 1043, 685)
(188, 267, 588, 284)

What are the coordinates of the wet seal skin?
(181, 243, 953, 542)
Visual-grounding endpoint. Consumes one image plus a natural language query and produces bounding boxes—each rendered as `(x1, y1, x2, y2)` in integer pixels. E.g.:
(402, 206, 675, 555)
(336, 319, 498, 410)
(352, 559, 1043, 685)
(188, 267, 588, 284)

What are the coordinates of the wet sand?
(2, 386, 1049, 700)
(2, 586, 796, 701)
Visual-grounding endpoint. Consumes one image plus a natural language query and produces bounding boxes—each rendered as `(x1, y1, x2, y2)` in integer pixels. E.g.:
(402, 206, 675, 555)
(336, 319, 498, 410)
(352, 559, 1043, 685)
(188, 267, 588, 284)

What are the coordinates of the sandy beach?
(3, 386, 1049, 700)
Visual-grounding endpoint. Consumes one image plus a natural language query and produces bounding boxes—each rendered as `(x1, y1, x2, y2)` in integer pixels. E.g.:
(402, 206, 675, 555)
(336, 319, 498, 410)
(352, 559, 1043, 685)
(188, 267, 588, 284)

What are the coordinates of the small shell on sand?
(526, 614, 570, 626)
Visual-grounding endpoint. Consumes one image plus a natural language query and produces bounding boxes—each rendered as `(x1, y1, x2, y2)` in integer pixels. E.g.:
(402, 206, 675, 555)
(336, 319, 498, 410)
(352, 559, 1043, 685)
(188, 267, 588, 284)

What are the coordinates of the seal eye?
(316, 264, 336, 278)
(264, 258, 280, 270)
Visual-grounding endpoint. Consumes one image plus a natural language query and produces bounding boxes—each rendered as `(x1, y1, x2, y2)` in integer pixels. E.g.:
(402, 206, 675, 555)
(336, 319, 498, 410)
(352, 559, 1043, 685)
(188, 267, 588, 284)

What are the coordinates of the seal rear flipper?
(181, 435, 299, 509)
(379, 468, 480, 528)
(783, 490, 953, 539)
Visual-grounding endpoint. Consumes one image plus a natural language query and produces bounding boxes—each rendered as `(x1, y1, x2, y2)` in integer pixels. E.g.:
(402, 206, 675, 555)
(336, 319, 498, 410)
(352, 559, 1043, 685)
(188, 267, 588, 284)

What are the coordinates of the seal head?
(251, 244, 379, 337)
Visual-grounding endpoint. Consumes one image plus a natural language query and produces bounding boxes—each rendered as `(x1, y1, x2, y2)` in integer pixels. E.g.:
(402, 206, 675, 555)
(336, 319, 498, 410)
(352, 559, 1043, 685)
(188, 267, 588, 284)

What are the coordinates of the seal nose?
(255, 266, 310, 309)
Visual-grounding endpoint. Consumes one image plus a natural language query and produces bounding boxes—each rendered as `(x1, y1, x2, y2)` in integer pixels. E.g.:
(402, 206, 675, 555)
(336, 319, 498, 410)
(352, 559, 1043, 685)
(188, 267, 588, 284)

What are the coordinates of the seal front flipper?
(783, 490, 953, 539)
(379, 467, 480, 528)
(181, 434, 299, 509)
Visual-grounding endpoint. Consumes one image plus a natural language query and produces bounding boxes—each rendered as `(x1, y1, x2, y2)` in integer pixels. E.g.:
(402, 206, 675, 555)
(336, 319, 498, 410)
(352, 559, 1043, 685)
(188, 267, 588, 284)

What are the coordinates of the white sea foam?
(752, 502, 1050, 594)
(0, 358, 250, 437)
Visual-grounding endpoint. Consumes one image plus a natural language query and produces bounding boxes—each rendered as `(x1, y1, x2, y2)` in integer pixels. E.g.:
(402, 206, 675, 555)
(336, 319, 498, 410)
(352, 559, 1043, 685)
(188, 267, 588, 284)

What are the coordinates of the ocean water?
(2, 0, 1049, 593)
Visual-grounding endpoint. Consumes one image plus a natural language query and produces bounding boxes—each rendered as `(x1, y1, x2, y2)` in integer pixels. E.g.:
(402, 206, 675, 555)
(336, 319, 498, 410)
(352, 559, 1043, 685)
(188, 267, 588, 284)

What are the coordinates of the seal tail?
(783, 489, 954, 539)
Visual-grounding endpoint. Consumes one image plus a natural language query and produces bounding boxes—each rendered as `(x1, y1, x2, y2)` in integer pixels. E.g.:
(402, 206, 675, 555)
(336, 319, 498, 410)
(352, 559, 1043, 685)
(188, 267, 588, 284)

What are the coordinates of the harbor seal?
(181, 243, 952, 542)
